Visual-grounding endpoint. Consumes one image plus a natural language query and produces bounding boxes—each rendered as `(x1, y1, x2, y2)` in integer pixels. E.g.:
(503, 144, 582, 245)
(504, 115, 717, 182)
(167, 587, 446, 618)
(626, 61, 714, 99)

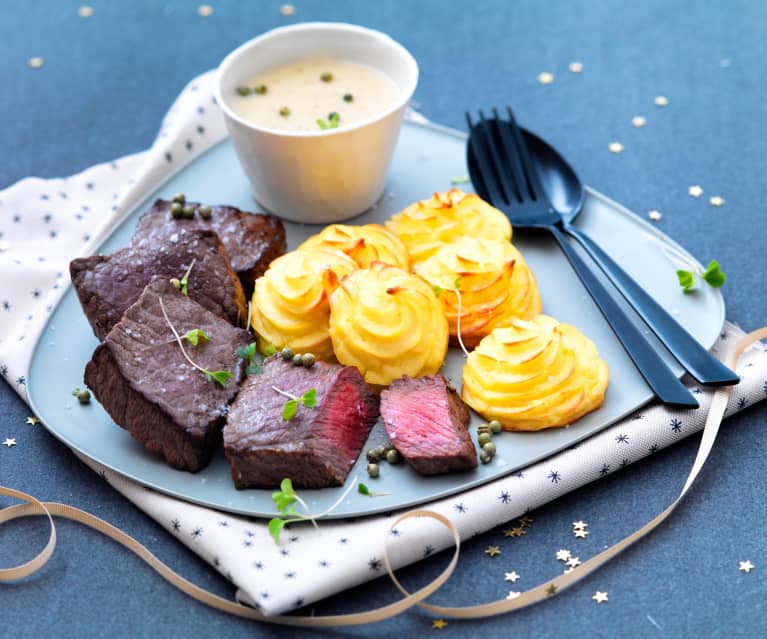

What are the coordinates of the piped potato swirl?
(329, 262, 449, 386)
(414, 237, 543, 348)
(298, 223, 410, 270)
(461, 315, 609, 430)
(385, 188, 512, 264)
(250, 247, 358, 360)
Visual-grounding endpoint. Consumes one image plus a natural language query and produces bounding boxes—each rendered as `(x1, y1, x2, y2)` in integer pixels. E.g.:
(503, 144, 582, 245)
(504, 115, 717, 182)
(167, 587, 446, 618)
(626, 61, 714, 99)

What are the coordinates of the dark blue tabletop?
(2, 1, 766, 637)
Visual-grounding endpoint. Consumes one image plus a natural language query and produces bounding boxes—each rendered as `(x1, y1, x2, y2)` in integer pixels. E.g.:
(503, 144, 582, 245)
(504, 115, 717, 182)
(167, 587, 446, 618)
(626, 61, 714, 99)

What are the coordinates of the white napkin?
(2, 70, 765, 616)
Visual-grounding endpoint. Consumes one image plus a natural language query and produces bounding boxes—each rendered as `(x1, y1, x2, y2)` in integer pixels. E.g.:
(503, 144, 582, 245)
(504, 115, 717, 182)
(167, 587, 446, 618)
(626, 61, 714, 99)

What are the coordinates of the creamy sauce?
(230, 57, 400, 132)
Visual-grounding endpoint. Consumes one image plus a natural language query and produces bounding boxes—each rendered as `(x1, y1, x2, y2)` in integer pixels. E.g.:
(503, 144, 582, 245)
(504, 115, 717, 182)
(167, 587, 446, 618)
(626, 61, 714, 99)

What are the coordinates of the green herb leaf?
(182, 328, 210, 346)
(702, 260, 726, 287)
(316, 112, 340, 130)
(301, 388, 317, 408)
(272, 479, 297, 511)
(246, 363, 263, 375)
(358, 482, 370, 496)
(267, 517, 286, 544)
(280, 477, 295, 497)
(432, 284, 444, 298)
(676, 269, 695, 293)
(453, 276, 463, 290)
(282, 398, 298, 420)
(316, 118, 329, 130)
(178, 259, 196, 296)
(450, 175, 471, 185)
(206, 369, 232, 387)
(263, 343, 277, 356)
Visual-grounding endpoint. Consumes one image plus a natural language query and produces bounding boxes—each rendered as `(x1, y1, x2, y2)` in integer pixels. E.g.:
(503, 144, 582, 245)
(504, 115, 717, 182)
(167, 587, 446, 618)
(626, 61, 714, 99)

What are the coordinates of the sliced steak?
(224, 356, 379, 489)
(131, 198, 286, 294)
(380, 375, 477, 475)
(70, 229, 246, 341)
(84, 279, 250, 472)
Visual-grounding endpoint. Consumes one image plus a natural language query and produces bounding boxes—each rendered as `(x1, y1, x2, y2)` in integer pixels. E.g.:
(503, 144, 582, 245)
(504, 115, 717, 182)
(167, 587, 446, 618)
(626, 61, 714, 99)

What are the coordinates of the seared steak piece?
(70, 229, 246, 341)
(84, 279, 250, 472)
(224, 357, 379, 489)
(380, 375, 477, 475)
(131, 198, 286, 294)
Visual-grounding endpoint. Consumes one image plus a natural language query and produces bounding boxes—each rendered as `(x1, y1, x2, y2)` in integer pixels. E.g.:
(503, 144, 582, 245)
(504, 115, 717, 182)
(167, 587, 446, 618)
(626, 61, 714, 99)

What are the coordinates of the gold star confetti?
(566, 556, 582, 568)
(592, 591, 609, 604)
(280, 3, 296, 15)
(648, 210, 663, 221)
(28, 57, 44, 69)
(432, 619, 448, 629)
(574, 529, 589, 539)
(503, 527, 526, 538)
(709, 196, 725, 207)
(608, 142, 624, 154)
(572, 521, 588, 530)
(198, 5, 214, 16)
(654, 95, 669, 107)
(688, 185, 704, 198)
(504, 571, 520, 583)
(519, 515, 534, 527)
(485, 546, 501, 557)
(568, 62, 583, 73)
(26, 416, 40, 426)
(506, 590, 521, 600)
(739, 560, 754, 573)
(631, 116, 647, 127)
(537, 72, 554, 85)
(78, 5, 93, 17)
(545, 583, 558, 596)
(3, 438, 17, 448)
(556, 549, 572, 562)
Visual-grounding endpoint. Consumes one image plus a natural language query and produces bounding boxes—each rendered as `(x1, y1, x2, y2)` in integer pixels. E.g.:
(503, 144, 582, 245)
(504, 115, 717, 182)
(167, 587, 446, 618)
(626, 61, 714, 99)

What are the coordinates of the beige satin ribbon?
(2, 327, 765, 625)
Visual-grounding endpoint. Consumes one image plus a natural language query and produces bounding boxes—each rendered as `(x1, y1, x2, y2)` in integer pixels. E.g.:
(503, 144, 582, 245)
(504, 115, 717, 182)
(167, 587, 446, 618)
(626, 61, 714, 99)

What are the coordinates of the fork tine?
(465, 111, 510, 206)
(491, 106, 526, 203)
(505, 106, 546, 200)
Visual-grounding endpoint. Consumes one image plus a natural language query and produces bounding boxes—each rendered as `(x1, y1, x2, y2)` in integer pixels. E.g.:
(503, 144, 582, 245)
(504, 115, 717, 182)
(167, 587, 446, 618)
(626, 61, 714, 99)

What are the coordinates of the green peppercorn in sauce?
(230, 57, 400, 132)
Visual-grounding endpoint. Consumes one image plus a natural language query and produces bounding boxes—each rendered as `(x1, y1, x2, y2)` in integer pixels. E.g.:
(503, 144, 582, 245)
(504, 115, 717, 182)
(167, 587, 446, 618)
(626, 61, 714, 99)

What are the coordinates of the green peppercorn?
(254, 84, 268, 95)
(171, 192, 186, 204)
(372, 445, 386, 460)
(366, 449, 380, 463)
(385, 449, 401, 464)
(280, 347, 294, 361)
(478, 432, 492, 446)
(170, 277, 181, 290)
(279, 106, 290, 117)
(479, 452, 492, 464)
(292, 354, 304, 367)
(482, 441, 496, 456)
(170, 201, 183, 219)
(198, 205, 212, 220)
(302, 353, 316, 368)
(489, 420, 502, 434)
(367, 462, 379, 478)
(320, 72, 333, 82)
(76, 389, 91, 404)
(182, 205, 195, 219)
(477, 423, 490, 433)
(328, 111, 340, 121)
(236, 86, 252, 96)
(343, 93, 353, 102)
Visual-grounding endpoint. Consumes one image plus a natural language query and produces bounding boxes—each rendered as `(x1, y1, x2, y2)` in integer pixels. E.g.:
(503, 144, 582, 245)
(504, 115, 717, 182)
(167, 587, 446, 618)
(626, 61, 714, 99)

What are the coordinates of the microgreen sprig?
(676, 259, 726, 293)
(158, 297, 232, 388)
(433, 276, 469, 357)
(268, 476, 358, 544)
(170, 259, 196, 296)
(235, 341, 265, 375)
(272, 386, 317, 420)
(316, 112, 340, 130)
(357, 482, 390, 498)
(182, 328, 210, 346)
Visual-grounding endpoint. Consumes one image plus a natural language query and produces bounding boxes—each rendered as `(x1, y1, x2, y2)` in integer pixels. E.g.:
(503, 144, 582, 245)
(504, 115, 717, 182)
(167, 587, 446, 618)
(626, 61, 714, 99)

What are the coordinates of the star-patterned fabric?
(1, 71, 766, 616)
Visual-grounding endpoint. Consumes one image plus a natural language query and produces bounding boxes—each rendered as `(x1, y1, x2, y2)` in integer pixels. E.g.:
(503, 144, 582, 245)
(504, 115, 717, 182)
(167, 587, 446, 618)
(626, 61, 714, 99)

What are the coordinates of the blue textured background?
(1, 1, 766, 636)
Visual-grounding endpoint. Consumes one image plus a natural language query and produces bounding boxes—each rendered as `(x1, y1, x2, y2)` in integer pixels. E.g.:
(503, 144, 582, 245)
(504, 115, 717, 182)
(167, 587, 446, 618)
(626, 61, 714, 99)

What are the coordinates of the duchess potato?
(414, 237, 543, 348)
(297, 223, 409, 270)
(461, 315, 609, 430)
(250, 247, 358, 360)
(385, 188, 512, 264)
(329, 262, 448, 386)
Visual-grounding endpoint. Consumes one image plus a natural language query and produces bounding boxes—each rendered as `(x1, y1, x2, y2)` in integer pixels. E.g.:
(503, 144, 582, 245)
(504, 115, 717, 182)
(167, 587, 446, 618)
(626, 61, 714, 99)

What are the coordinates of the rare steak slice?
(224, 357, 379, 489)
(84, 279, 250, 472)
(131, 198, 287, 294)
(70, 229, 246, 341)
(380, 375, 477, 475)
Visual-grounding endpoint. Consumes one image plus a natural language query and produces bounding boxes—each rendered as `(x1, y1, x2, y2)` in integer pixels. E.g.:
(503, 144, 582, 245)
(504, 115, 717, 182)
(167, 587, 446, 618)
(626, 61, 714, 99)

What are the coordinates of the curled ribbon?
(2, 327, 765, 625)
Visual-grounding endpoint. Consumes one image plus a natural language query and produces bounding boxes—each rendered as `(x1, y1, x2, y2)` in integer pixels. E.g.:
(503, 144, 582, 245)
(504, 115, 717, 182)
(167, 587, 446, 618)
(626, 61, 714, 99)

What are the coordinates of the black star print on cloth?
(498, 491, 511, 504)
(599, 463, 611, 476)
(615, 434, 629, 444)
(368, 558, 382, 571)
(548, 470, 562, 483)
(670, 418, 683, 433)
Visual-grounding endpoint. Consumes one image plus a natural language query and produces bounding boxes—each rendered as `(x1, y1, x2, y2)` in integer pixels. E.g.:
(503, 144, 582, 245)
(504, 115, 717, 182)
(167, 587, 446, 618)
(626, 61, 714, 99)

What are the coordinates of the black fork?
(466, 108, 698, 408)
